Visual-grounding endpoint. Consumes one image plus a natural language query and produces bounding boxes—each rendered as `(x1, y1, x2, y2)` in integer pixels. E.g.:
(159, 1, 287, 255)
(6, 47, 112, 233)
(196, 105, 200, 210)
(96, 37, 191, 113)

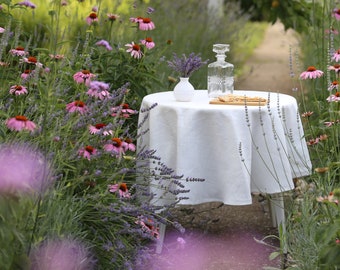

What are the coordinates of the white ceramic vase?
(173, 77, 195, 102)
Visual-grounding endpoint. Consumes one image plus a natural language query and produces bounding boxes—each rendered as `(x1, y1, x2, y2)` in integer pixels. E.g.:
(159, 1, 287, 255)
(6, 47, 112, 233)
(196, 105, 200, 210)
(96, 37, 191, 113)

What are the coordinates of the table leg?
(156, 223, 166, 254)
(270, 193, 288, 254)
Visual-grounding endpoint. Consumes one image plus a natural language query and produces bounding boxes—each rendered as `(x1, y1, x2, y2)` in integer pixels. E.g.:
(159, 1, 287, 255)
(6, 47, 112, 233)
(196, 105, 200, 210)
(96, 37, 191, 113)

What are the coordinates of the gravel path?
(146, 22, 300, 270)
(236, 22, 299, 96)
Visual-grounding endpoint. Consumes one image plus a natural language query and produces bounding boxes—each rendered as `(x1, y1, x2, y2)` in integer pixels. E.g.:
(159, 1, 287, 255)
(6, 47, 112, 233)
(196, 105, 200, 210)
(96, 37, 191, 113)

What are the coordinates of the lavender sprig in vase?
(167, 52, 208, 102)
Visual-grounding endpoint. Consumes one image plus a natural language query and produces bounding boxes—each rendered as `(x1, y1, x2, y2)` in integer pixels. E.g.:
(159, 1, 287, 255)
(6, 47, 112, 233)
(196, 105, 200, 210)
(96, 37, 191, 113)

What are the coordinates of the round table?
(138, 90, 311, 206)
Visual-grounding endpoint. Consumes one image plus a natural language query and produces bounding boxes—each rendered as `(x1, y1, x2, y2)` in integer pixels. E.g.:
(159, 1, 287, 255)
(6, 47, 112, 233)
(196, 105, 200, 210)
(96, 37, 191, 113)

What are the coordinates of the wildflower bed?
(0, 1, 196, 269)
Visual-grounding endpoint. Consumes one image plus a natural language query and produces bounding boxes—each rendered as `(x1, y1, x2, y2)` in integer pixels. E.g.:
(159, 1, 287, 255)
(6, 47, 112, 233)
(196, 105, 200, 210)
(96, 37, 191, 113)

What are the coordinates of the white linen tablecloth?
(138, 90, 312, 205)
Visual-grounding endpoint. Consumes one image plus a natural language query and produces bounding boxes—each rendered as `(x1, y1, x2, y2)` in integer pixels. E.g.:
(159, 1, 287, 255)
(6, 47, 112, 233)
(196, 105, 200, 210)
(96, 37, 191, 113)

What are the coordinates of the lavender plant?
(167, 52, 209, 78)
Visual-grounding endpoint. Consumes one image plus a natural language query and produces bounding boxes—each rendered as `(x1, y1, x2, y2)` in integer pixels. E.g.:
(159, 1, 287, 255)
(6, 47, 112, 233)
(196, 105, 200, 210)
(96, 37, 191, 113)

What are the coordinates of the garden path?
(145, 22, 300, 270)
(235, 22, 299, 95)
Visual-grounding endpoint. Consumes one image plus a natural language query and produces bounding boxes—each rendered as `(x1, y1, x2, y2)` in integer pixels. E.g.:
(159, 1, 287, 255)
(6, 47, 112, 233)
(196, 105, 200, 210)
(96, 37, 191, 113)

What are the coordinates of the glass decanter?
(207, 44, 234, 98)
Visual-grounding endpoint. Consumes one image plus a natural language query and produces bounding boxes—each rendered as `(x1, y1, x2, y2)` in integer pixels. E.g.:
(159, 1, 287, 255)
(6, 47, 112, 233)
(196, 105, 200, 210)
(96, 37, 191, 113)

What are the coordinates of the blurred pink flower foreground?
(30, 238, 95, 270)
(0, 143, 53, 194)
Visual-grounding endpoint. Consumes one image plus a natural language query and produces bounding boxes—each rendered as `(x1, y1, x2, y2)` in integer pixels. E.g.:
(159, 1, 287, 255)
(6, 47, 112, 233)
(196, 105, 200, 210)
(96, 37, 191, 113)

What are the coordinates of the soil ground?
(145, 22, 300, 270)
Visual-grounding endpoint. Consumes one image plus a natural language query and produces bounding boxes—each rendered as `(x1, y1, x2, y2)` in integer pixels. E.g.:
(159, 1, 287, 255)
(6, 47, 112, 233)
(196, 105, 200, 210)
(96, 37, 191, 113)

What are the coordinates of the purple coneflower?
(86, 12, 98, 25)
(66, 100, 88, 114)
(104, 137, 125, 155)
(138, 17, 155, 31)
(21, 56, 43, 68)
(141, 37, 155, 49)
(135, 216, 159, 239)
(49, 54, 64, 60)
(9, 85, 28, 95)
(328, 64, 340, 73)
(107, 13, 119, 22)
(6, 115, 36, 132)
(78, 146, 97, 160)
(328, 80, 339, 91)
(125, 42, 143, 59)
(123, 138, 136, 152)
(299, 66, 324, 79)
(111, 103, 137, 118)
(21, 69, 34, 80)
(73, 69, 96, 85)
(326, 92, 340, 102)
(108, 182, 131, 198)
(88, 123, 113, 136)
(9, 46, 28, 56)
(333, 8, 340, 21)
(332, 49, 340, 62)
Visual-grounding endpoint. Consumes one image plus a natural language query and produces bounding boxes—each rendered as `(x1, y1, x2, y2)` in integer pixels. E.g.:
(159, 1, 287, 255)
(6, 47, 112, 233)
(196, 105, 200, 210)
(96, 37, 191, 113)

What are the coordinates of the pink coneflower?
(95, 39, 112, 51)
(78, 146, 97, 160)
(0, 143, 52, 195)
(21, 69, 34, 80)
(328, 64, 340, 73)
(87, 80, 111, 100)
(29, 238, 95, 270)
(141, 37, 155, 49)
(73, 69, 96, 85)
(66, 100, 88, 114)
(111, 103, 137, 118)
(299, 66, 324, 79)
(324, 120, 340, 127)
(301, 111, 313, 118)
(103, 137, 125, 155)
(21, 56, 43, 68)
(6, 115, 36, 132)
(9, 46, 28, 56)
(0, 27, 4, 33)
(9, 85, 28, 95)
(325, 28, 339, 35)
(108, 182, 131, 198)
(49, 54, 64, 60)
(61, 0, 68, 6)
(130, 16, 142, 23)
(328, 80, 339, 91)
(17, 0, 36, 9)
(88, 123, 113, 136)
(332, 49, 340, 62)
(107, 13, 119, 22)
(326, 92, 340, 102)
(86, 12, 98, 25)
(333, 8, 340, 21)
(307, 138, 320, 146)
(317, 192, 338, 204)
(135, 216, 159, 239)
(125, 42, 143, 59)
(123, 138, 136, 152)
(138, 17, 155, 31)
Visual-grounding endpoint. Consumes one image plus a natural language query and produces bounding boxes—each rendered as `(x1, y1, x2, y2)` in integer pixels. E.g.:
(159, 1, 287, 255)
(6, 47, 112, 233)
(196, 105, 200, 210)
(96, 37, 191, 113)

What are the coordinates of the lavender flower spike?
(167, 52, 209, 78)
